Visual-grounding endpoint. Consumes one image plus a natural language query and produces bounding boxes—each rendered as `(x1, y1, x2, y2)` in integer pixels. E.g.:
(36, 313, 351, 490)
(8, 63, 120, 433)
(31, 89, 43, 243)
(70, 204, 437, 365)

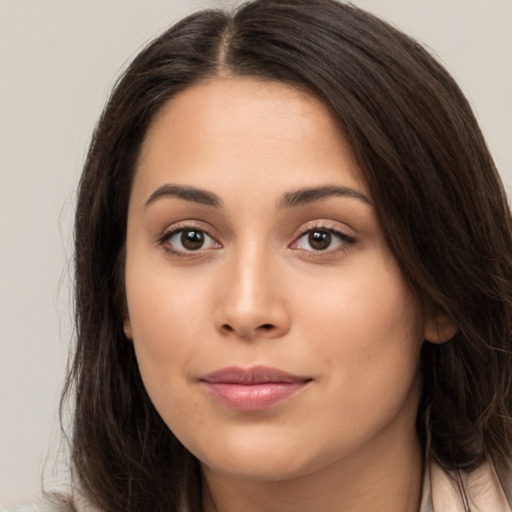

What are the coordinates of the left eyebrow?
(278, 185, 372, 209)
(145, 184, 223, 208)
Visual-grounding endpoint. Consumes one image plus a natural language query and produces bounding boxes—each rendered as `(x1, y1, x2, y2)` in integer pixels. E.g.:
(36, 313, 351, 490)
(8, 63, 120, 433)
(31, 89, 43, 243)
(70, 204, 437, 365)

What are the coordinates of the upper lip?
(201, 365, 312, 384)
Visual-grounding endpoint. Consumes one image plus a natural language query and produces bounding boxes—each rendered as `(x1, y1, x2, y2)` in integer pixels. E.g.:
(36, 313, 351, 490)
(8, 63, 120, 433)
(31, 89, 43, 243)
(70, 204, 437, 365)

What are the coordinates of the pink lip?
(200, 366, 312, 411)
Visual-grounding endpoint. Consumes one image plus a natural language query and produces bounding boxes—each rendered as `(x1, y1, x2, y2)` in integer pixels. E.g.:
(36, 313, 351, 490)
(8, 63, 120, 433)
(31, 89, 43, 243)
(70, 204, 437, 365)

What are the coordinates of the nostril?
(219, 323, 278, 336)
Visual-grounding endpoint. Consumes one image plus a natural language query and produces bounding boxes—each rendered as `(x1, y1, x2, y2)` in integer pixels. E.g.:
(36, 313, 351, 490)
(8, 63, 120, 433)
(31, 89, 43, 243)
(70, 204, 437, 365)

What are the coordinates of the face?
(124, 77, 441, 482)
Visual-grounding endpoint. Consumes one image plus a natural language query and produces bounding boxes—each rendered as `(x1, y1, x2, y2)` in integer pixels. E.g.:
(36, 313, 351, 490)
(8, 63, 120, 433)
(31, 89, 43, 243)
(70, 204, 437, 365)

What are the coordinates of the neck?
(201, 430, 424, 512)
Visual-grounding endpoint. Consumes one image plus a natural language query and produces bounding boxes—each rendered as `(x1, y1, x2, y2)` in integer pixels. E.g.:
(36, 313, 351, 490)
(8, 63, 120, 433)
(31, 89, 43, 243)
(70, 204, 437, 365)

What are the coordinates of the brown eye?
(292, 226, 355, 253)
(308, 230, 332, 251)
(181, 230, 204, 250)
(161, 227, 219, 254)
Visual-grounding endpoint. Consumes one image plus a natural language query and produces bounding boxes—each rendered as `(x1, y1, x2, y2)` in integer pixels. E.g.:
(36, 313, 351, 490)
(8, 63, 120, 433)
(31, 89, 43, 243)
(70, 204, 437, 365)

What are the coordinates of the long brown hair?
(64, 1, 512, 510)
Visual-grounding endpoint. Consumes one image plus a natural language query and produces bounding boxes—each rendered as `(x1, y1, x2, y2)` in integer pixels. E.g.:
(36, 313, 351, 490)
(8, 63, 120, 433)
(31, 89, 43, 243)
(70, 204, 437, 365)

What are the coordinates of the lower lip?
(203, 382, 308, 411)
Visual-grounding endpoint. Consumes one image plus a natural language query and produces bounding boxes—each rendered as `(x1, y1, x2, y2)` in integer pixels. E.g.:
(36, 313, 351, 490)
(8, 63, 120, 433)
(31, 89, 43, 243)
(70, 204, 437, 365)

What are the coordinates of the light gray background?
(1, 0, 511, 505)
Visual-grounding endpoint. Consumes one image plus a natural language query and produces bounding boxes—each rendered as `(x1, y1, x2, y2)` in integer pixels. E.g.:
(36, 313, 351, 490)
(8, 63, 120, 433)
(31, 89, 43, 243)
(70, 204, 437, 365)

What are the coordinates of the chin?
(191, 430, 331, 483)
(202, 453, 316, 482)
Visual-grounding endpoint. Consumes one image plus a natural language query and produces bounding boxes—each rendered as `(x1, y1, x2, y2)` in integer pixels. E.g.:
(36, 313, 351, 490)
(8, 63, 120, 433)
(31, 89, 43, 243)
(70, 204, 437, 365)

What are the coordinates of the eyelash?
(290, 223, 356, 256)
(158, 222, 356, 258)
(158, 222, 220, 258)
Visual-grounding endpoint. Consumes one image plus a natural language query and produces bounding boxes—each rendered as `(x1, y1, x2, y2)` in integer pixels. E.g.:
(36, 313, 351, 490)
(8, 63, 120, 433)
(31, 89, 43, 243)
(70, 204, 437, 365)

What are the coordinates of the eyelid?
(156, 219, 356, 257)
(289, 220, 356, 253)
(157, 220, 222, 256)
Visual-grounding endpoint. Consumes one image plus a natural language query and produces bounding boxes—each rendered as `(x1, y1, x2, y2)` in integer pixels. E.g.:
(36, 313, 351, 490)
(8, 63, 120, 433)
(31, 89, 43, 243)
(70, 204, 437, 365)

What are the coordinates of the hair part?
(63, 1, 512, 510)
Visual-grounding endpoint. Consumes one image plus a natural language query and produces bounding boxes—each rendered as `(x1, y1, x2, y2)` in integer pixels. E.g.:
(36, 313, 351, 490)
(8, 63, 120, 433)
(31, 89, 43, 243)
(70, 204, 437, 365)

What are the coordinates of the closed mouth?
(200, 365, 312, 411)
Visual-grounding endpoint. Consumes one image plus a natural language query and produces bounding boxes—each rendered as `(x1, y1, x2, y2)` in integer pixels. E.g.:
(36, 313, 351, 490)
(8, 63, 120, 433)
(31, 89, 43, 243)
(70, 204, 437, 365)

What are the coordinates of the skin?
(123, 77, 454, 512)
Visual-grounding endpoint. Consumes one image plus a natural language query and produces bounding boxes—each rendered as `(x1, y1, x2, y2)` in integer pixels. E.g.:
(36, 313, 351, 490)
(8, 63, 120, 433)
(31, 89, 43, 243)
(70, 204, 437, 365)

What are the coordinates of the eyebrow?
(145, 184, 222, 208)
(144, 183, 371, 210)
(278, 185, 371, 208)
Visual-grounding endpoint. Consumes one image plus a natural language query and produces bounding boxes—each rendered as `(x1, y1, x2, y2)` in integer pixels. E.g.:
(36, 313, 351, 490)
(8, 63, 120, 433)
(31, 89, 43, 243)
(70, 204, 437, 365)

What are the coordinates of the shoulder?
(427, 458, 512, 512)
(1, 497, 71, 512)
(496, 459, 512, 508)
(1, 494, 95, 512)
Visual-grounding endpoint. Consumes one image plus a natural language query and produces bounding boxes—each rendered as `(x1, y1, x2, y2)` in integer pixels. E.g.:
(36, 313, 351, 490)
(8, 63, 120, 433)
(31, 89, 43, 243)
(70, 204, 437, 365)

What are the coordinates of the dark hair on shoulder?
(63, 0, 512, 510)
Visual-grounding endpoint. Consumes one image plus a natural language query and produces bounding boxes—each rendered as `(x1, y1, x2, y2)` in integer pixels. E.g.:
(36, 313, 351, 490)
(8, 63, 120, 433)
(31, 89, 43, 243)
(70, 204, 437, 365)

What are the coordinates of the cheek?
(296, 256, 424, 403)
(124, 263, 213, 402)
(304, 252, 423, 348)
(127, 259, 210, 335)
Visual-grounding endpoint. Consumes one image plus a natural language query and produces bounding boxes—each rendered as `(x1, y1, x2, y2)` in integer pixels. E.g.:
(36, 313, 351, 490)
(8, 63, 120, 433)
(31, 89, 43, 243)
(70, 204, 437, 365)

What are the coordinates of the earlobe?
(424, 308, 457, 344)
(123, 317, 133, 340)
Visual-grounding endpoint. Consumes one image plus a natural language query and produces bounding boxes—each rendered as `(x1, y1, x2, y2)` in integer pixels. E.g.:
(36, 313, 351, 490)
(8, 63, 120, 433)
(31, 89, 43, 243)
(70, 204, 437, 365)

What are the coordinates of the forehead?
(132, 77, 367, 203)
(146, 77, 337, 138)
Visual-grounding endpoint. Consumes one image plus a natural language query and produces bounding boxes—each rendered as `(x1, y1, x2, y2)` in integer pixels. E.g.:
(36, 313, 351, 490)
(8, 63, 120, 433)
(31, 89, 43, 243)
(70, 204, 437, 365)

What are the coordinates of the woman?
(13, 0, 512, 510)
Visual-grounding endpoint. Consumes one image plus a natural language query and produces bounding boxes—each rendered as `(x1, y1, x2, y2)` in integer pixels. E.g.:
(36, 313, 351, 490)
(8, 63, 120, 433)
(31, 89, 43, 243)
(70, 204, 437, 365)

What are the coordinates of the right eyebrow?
(144, 184, 223, 209)
(278, 185, 372, 209)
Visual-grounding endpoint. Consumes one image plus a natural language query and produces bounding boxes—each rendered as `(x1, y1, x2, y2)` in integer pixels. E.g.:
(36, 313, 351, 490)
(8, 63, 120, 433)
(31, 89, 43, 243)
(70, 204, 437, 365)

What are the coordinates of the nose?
(214, 247, 291, 340)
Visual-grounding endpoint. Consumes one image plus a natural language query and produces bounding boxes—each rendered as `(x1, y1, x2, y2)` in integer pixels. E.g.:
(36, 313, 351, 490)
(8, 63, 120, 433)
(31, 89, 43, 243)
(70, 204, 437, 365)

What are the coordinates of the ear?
(123, 317, 133, 340)
(423, 307, 457, 344)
